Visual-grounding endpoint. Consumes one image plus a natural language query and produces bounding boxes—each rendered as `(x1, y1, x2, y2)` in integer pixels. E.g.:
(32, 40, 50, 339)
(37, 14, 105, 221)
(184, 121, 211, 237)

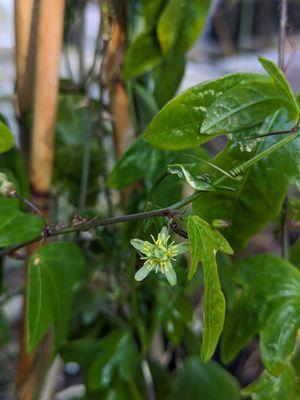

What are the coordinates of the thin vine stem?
(1, 130, 299, 257)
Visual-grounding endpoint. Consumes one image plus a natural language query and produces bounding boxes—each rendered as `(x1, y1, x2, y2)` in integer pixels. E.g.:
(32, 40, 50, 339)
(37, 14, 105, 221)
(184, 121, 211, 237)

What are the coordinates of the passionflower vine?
(131, 226, 188, 286)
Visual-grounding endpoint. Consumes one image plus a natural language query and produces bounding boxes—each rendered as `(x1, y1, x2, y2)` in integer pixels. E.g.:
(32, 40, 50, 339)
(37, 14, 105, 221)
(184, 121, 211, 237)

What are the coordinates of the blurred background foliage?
(0, 0, 300, 399)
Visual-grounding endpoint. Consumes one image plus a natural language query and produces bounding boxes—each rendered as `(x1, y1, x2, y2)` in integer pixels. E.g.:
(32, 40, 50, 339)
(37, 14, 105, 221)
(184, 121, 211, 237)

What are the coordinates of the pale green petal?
(176, 242, 189, 255)
(135, 264, 151, 281)
(131, 239, 155, 254)
(131, 239, 146, 252)
(164, 263, 177, 286)
(159, 226, 169, 242)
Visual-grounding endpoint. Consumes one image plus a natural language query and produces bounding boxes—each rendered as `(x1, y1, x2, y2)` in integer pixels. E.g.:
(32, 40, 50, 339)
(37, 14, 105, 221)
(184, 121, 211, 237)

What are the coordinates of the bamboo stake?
(14, 0, 35, 112)
(30, 0, 65, 194)
(17, 1, 66, 399)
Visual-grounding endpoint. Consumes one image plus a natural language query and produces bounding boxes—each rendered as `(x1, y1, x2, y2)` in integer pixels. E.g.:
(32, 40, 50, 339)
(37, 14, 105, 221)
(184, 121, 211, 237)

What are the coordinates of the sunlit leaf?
(145, 73, 266, 150)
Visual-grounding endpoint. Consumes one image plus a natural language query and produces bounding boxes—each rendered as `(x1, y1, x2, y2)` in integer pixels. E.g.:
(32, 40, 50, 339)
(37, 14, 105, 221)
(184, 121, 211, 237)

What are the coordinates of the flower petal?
(164, 263, 177, 286)
(176, 242, 189, 255)
(159, 226, 170, 242)
(130, 239, 146, 252)
(135, 264, 151, 281)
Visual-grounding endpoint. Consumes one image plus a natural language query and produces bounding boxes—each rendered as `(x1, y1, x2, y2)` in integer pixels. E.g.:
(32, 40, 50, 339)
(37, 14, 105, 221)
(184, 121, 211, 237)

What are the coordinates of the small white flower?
(131, 226, 188, 286)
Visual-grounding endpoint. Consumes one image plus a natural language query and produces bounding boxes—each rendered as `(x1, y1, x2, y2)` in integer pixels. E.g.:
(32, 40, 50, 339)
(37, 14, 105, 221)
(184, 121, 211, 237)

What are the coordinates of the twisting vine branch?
(1, 129, 299, 258)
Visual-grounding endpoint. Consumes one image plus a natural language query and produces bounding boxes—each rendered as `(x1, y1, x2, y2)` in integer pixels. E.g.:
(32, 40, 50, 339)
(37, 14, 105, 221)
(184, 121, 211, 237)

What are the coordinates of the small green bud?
(212, 219, 229, 229)
(0, 172, 16, 197)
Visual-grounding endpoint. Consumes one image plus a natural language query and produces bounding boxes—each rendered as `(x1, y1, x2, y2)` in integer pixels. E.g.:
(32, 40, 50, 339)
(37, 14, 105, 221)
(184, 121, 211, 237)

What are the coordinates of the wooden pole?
(14, 0, 36, 112)
(101, 1, 133, 158)
(30, 0, 65, 194)
(16, 1, 66, 399)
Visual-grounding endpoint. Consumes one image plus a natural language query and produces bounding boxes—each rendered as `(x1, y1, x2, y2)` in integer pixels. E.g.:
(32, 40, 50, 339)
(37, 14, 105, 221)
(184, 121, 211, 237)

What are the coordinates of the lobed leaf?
(187, 215, 232, 362)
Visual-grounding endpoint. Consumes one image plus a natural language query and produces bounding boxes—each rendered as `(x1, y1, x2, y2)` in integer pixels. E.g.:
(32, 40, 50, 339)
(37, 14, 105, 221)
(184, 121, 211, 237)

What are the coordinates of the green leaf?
(187, 215, 233, 362)
(201, 80, 298, 135)
(176, 0, 210, 54)
(154, 53, 185, 107)
(290, 238, 300, 269)
(107, 136, 158, 189)
(259, 57, 299, 113)
(169, 356, 240, 400)
(0, 196, 43, 247)
(194, 110, 300, 250)
(153, 0, 210, 107)
(87, 331, 137, 391)
(242, 364, 300, 400)
(0, 121, 14, 154)
(144, 73, 266, 150)
(221, 254, 300, 375)
(28, 242, 85, 351)
(157, 0, 184, 54)
(141, 0, 167, 28)
(124, 31, 162, 78)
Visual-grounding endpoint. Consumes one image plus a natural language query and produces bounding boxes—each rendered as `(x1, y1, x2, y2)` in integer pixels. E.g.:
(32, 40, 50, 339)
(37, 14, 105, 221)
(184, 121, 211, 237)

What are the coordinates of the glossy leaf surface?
(194, 111, 300, 249)
(242, 364, 300, 400)
(259, 57, 299, 112)
(201, 80, 298, 135)
(145, 73, 266, 150)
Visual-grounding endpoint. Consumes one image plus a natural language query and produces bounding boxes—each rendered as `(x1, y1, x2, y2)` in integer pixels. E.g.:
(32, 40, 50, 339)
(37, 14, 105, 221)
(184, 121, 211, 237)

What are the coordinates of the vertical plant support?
(30, 0, 65, 195)
(102, 1, 133, 159)
(14, 0, 35, 113)
(16, 1, 66, 399)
